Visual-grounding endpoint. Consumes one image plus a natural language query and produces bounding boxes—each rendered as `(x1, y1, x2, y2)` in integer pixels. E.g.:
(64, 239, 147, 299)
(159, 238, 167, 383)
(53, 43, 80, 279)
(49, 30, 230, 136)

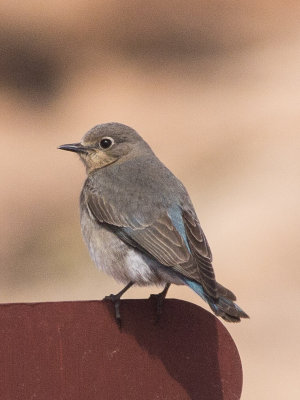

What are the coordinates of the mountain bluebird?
(59, 123, 248, 324)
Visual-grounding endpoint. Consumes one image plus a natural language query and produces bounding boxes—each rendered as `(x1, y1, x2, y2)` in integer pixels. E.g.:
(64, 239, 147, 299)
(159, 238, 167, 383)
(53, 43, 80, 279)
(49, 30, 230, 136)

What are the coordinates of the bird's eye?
(99, 137, 114, 150)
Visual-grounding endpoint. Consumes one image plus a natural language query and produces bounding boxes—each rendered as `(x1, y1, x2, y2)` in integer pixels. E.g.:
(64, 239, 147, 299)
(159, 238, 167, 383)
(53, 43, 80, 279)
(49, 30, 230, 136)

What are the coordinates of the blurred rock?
(0, 32, 63, 102)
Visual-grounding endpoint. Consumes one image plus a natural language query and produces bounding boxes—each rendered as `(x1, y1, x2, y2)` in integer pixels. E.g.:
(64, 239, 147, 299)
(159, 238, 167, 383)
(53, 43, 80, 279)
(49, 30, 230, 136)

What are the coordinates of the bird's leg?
(149, 283, 171, 319)
(104, 281, 134, 327)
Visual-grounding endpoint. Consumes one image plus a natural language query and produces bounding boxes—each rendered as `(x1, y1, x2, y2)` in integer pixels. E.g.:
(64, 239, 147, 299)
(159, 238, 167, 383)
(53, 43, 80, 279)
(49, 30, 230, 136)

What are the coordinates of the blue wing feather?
(167, 205, 191, 253)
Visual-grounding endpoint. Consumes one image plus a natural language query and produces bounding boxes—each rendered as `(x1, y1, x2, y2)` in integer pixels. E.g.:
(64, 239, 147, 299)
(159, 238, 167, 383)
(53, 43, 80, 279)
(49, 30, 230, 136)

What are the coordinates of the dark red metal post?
(0, 299, 242, 399)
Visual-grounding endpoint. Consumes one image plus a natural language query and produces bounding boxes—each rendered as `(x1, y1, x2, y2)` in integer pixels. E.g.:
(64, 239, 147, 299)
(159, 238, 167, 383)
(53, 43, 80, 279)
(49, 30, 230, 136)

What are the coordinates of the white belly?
(80, 208, 183, 286)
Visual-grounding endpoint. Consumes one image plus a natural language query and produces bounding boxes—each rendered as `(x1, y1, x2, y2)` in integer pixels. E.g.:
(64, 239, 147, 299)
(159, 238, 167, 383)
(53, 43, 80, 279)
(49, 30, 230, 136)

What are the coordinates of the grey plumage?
(59, 122, 249, 323)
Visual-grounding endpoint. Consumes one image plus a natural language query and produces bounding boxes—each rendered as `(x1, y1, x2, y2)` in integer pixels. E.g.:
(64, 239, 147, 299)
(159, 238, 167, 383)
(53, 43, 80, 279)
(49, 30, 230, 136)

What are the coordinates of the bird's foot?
(103, 281, 135, 329)
(149, 293, 165, 321)
(149, 283, 171, 322)
(104, 294, 122, 328)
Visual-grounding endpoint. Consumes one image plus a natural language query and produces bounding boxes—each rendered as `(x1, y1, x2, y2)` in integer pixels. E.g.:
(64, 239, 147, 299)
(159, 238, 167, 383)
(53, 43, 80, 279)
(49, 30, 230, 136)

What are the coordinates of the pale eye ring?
(99, 137, 114, 150)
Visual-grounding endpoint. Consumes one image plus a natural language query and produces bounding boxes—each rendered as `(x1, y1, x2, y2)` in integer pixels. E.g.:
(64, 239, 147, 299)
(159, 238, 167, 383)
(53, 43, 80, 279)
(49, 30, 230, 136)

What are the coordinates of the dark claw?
(114, 300, 122, 329)
(103, 295, 122, 329)
(104, 294, 118, 302)
(149, 284, 171, 323)
(149, 293, 164, 322)
(103, 281, 135, 329)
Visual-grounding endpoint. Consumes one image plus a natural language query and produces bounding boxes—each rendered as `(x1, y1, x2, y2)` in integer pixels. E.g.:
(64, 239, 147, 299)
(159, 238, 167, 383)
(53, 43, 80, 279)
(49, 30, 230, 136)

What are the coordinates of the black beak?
(58, 143, 88, 154)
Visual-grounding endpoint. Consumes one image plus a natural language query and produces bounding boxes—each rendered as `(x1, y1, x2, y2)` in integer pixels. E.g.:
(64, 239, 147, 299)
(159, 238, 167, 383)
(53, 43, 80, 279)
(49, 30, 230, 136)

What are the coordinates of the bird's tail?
(184, 278, 249, 322)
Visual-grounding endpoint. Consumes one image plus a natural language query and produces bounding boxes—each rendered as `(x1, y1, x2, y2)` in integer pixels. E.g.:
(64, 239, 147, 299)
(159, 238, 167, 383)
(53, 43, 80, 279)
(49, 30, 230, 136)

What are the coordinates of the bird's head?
(58, 123, 151, 173)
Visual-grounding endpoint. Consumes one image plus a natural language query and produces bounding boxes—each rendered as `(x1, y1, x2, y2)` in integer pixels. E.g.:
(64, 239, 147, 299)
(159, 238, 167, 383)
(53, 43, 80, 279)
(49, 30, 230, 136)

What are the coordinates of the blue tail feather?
(183, 278, 249, 322)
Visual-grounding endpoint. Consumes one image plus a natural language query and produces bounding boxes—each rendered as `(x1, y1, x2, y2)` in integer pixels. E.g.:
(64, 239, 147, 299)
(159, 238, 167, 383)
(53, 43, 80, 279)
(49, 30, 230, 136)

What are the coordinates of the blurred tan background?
(1, 1, 299, 398)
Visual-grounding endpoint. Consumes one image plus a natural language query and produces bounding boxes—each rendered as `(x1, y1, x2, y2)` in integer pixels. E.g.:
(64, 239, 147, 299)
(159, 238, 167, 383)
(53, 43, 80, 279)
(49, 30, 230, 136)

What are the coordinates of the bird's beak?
(58, 143, 89, 154)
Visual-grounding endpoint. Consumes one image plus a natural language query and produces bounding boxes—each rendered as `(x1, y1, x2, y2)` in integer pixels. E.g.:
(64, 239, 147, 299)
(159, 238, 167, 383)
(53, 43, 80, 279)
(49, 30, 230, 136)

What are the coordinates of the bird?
(59, 122, 249, 325)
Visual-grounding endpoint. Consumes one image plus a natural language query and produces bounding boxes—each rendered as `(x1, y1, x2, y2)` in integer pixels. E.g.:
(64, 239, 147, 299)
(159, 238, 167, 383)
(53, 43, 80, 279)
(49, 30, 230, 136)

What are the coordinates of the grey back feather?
(81, 153, 218, 298)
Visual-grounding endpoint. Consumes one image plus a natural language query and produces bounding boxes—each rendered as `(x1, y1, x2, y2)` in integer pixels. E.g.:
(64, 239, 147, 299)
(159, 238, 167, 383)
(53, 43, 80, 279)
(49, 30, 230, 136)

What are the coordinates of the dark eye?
(99, 137, 114, 149)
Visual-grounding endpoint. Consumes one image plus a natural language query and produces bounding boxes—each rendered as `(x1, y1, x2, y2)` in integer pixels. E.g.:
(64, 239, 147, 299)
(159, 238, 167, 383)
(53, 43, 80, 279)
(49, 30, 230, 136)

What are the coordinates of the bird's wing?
(181, 208, 217, 296)
(87, 192, 217, 297)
